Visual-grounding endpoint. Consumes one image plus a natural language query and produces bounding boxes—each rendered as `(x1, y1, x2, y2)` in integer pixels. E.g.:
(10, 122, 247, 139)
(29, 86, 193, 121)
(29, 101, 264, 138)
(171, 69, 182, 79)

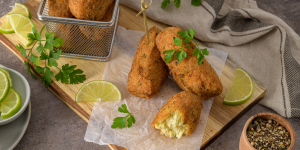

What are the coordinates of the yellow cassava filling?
(154, 111, 188, 139)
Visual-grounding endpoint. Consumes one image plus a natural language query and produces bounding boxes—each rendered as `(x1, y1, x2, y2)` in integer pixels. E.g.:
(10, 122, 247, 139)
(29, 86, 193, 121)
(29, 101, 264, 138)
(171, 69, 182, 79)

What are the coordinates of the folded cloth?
(120, 0, 300, 117)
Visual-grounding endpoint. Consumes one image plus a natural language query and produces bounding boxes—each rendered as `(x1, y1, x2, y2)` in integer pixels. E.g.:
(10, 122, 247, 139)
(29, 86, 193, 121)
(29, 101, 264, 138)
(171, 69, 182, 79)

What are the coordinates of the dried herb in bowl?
(246, 118, 291, 150)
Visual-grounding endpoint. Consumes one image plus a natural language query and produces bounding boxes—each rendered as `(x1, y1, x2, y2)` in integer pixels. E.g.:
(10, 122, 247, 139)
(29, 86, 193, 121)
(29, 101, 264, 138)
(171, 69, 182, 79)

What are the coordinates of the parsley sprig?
(163, 28, 209, 65)
(16, 25, 86, 88)
(161, 0, 201, 8)
(111, 104, 136, 129)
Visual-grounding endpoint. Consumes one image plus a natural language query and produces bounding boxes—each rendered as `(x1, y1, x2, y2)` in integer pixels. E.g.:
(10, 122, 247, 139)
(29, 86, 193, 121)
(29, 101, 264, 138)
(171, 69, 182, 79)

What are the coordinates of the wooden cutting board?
(0, 0, 267, 149)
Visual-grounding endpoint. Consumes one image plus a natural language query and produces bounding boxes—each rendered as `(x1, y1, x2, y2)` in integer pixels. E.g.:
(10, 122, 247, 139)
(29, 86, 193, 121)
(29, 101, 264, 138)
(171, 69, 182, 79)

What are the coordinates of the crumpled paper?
(84, 26, 228, 150)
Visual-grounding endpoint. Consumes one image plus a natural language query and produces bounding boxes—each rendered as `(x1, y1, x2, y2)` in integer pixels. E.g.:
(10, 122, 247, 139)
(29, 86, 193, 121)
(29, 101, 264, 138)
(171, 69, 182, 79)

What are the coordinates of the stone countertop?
(0, 0, 299, 149)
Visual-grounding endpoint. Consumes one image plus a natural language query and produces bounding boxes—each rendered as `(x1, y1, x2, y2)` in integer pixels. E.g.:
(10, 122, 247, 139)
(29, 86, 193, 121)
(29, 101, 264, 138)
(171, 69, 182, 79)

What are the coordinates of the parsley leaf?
(178, 30, 192, 43)
(161, 0, 170, 8)
(191, 0, 201, 6)
(41, 67, 54, 88)
(36, 44, 43, 54)
(50, 50, 62, 60)
(35, 66, 45, 74)
(111, 104, 136, 129)
(176, 50, 187, 64)
(202, 48, 209, 55)
(163, 50, 175, 63)
(69, 69, 86, 84)
(18, 25, 86, 88)
(163, 28, 209, 65)
(162, 0, 201, 8)
(118, 104, 130, 113)
(127, 114, 136, 128)
(48, 58, 58, 67)
(29, 54, 40, 65)
(55, 71, 69, 84)
(197, 54, 205, 65)
(111, 116, 128, 129)
(173, 37, 182, 46)
(55, 64, 86, 84)
(174, 0, 181, 8)
(16, 44, 27, 57)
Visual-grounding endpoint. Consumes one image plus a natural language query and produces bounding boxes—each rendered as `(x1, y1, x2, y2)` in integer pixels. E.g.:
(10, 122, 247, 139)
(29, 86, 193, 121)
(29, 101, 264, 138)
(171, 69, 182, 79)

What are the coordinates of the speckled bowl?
(0, 67, 31, 125)
(239, 112, 295, 150)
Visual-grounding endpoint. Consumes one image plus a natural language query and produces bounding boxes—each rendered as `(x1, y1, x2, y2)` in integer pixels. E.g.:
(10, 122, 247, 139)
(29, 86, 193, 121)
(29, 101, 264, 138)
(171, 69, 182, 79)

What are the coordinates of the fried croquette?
(48, 0, 73, 18)
(127, 26, 168, 99)
(78, 1, 115, 41)
(54, 23, 82, 49)
(151, 91, 203, 139)
(69, 0, 114, 21)
(156, 27, 223, 100)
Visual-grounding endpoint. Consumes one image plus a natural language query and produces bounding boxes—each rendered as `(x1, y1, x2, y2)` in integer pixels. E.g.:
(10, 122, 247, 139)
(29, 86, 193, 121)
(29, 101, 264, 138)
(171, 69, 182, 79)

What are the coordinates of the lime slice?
(0, 70, 10, 104)
(75, 80, 122, 103)
(0, 68, 13, 87)
(9, 3, 31, 18)
(0, 18, 14, 34)
(6, 13, 34, 47)
(0, 88, 22, 119)
(223, 68, 253, 106)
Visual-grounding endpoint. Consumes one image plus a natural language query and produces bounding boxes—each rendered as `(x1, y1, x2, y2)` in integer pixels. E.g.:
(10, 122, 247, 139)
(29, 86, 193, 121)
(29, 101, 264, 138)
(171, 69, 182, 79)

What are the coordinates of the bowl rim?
(0, 67, 31, 125)
(240, 112, 295, 150)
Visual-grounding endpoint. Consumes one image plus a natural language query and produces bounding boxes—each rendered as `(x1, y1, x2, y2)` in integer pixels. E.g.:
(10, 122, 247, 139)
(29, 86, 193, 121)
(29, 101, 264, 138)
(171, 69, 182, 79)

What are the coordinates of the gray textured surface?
(0, 0, 298, 150)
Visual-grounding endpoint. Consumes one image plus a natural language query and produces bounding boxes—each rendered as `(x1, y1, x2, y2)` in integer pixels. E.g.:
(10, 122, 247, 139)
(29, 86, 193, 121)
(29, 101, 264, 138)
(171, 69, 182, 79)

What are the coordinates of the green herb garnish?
(161, 0, 201, 8)
(111, 104, 136, 129)
(16, 25, 86, 88)
(163, 28, 209, 65)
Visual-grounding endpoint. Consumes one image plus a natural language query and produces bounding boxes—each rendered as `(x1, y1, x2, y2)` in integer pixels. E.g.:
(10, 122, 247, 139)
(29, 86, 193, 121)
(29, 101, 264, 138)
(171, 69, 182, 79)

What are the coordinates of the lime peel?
(0, 70, 10, 104)
(0, 88, 22, 119)
(75, 80, 122, 103)
(223, 68, 253, 106)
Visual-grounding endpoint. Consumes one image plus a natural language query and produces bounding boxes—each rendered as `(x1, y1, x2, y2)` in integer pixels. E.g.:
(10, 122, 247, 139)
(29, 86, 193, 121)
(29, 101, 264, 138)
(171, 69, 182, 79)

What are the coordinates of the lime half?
(7, 13, 34, 47)
(223, 68, 253, 106)
(0, 67, 13, 87)
(0, 70, 10, 104)
(0, 18, 14, 34)
(0, 88, 22, 119)
(75, 80, 122, 103)
(9, 3, 31, 18)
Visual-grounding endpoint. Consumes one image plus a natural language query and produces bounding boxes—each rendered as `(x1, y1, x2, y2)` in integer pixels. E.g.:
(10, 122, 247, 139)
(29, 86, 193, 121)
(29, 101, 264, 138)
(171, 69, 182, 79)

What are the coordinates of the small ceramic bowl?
(0, 67, 30, 125)
(239, 112, 295, 150)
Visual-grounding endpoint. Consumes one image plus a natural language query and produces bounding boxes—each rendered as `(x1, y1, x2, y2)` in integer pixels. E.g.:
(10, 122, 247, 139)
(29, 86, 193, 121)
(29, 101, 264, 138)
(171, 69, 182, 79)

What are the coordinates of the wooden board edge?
(200, 91, 266, 149)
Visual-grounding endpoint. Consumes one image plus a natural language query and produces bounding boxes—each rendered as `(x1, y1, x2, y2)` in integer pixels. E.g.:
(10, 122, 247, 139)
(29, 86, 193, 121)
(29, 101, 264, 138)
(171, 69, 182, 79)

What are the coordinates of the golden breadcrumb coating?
(54, 23, 83, 49)
(127, 26, 169, 99)
(151, 91, 203, 139)
(48, 0, 73, 18)
(78, 0, 115, 41)
(156, 27, 223, 100)
(69, 0, 114, 21)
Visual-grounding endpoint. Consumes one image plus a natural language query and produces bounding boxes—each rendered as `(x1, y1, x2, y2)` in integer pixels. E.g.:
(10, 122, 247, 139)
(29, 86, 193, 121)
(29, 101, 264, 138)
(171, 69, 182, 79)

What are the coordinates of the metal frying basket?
(37, 0, 120, 61)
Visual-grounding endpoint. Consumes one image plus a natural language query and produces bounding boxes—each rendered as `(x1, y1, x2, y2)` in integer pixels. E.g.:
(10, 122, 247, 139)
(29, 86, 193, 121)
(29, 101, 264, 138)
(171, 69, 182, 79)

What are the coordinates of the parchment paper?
(84, 26, 228, 150)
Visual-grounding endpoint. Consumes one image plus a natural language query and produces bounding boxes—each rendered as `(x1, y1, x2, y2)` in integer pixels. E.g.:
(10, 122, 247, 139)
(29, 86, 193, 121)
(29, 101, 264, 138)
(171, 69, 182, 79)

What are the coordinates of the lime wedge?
(0, 88, 22, 119)
(0, 70, 10, 104)
(223, 68, 253, 106)
(9, 3, 31, 19)
(0, 68, 13, 87)
(75, 80, 122, 103)
(7, 13, 34, 47)
(0, 18, 14, 34)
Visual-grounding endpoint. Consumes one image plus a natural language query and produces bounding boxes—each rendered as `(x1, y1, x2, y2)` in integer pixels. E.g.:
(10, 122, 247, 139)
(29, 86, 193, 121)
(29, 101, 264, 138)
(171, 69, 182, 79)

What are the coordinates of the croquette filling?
(154, 111, 188, 139)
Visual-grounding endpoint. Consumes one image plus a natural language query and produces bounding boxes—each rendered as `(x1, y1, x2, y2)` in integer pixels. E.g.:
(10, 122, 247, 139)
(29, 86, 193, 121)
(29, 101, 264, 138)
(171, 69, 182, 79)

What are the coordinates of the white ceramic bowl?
(0, 67, 30, 125)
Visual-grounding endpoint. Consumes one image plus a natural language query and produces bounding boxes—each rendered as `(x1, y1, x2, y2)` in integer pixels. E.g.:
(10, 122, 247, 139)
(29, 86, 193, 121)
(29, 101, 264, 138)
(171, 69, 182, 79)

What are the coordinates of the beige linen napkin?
(120, 0, 300, 118)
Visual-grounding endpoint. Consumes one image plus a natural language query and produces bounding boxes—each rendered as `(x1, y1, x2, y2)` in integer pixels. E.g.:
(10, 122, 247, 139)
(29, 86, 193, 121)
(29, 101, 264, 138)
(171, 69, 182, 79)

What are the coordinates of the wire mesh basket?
(37, 0, 120, 61)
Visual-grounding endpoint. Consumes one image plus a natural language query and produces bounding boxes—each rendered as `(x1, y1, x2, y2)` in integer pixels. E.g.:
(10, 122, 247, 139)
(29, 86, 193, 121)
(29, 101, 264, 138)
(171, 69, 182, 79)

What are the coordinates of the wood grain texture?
(0, 0, 267, 149)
